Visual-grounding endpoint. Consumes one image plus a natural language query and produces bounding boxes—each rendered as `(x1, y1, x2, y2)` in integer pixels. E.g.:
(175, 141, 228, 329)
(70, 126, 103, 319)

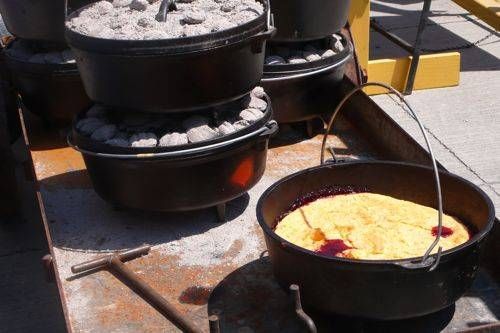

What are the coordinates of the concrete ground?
(370, 0, 500, 213)
(0, 0, 499, 332)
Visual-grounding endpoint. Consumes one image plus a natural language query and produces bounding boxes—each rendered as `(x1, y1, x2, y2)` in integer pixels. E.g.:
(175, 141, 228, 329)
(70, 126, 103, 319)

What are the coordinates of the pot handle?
(320, 82, 444, 272)
(259, 120, 279, 138)
(249, 3, 276, 53)
(249, 26, 277, 53)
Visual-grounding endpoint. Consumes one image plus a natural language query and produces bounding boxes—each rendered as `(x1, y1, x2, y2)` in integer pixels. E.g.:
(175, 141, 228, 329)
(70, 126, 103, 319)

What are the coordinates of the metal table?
(19, 80, 499, 332)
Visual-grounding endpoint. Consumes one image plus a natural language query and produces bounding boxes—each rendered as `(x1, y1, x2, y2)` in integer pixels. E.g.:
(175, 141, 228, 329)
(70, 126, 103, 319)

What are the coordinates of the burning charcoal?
(130, 132, 158, 147)
(238, 0, 263, 15)
(246, 96, 267, 111)
(69, 0, 263, 39)
(182, 115, 209, 130)
(265, 55, 286, 65)
(209, 17, 237, 32)
(183, 10, 206, 24)
(105, 138, 129, 147)
(183, 24, 211, 37)
(137, 17, 156, 28)
(143, 30, 170, 39)
(77, 118, 107, 136)
(321, 49, 336, 59)
(239, 108, 263, 123)
(333, 39, 344, 53)
(233, 119, 250, 130)
(112, 0, 132, 8)
(251, 86, 265, 99)
(91, 124, 118, 141)
(86, 105, 108, 118)
(187, 125, 219, 143)
(304, 51, 321, 62)
(218, 121, 236, 135)
(130, 0, 148, 11)
(220, 2, 236, 12)
(159, 132, 189, 147)
(288, 56, 307, 64)
(94, 1, 114, 14)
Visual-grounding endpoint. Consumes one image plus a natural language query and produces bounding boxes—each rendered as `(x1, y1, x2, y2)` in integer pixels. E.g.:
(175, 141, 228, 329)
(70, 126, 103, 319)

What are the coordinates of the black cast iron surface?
(65, 0, 274, 113)
(257, 161, 495, 320)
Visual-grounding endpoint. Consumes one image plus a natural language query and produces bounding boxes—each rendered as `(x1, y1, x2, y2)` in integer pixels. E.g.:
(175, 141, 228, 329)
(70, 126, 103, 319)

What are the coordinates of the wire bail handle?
(320, 82, 444, 271)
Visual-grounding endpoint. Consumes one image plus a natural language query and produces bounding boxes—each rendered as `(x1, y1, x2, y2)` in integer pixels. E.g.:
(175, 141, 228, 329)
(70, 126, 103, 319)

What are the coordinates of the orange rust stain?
(179, 286, 213, 305)
(230, 156, 254, 187)
(85, 250, 240, 332)
(222, 239, 244, 260)
(32, 147, 92, 189)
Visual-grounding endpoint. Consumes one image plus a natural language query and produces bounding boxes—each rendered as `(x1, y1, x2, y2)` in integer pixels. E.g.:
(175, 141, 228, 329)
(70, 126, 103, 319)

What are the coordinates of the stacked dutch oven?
(0, 0, 93, 125)
(66, 0, 277, 220)
(262, 0, 352, 127)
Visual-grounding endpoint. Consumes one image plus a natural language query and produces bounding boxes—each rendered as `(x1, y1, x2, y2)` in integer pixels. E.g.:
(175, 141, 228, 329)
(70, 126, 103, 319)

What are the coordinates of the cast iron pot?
(5, 48, 92, 126)
(256, 82, 496, 320)
(68, 98, 278, 213)
(257, 161, 495, 320)
(270, 0, 351, 42)
(261, 38, 352, 123)
(65, 1, 276, 113)
(0, 0, 94, 46)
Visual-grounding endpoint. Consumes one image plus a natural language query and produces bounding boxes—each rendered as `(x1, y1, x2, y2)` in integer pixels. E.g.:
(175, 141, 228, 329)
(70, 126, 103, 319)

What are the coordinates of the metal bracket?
(42, 254, 55, 283)
(290, 285, 317, 333)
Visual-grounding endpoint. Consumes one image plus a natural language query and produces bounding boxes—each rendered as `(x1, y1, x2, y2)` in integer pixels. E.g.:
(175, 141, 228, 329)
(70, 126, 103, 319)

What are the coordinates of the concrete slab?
(370, 0, 500, 215)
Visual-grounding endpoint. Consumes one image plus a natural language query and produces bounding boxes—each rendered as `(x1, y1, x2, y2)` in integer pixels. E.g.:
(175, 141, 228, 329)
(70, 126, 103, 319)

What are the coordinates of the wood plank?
(348, 0, 371, 72)
(453, 0, 500, 31)
(365, 52, 461, 95)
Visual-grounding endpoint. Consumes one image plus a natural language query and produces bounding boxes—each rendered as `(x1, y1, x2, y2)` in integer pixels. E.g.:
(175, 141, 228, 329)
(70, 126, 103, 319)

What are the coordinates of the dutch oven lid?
(3, 40, 79, 74)
(70, 94, 274, 156)
(65, 0, 271, 55)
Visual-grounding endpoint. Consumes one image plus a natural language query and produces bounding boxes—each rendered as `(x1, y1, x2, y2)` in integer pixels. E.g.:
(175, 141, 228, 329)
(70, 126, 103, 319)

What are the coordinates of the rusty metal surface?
(21, 94, 499, 332)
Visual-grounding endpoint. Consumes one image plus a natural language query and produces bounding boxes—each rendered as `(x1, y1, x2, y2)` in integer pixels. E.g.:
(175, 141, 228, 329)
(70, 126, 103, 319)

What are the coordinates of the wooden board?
(348, 0, 371, 71)
(365, 52, 461, 95)
(453, 0, 500, 31)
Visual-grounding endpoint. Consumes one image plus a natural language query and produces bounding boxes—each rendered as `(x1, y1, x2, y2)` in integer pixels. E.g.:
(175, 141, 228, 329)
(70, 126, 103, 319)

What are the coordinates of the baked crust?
(275, 193, 470, 260)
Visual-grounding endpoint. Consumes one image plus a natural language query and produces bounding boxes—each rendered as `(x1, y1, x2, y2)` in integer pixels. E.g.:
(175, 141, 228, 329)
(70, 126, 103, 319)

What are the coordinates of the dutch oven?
(68, 96, 278, 215)
(261, 36, 352, 123)
(4, 44, 92, 126)
(256, 83, 496, 320)
(270, 0, 351, 42)
(65, 0, 276, 113)
(0, 0, 95, 47)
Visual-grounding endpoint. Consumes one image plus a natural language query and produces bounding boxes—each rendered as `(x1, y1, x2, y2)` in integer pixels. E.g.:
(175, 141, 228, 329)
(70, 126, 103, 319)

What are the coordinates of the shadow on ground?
(370, 0, 500, 72)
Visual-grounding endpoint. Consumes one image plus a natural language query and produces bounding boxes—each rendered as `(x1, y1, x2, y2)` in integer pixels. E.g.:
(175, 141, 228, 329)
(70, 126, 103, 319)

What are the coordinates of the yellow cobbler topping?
(274, 193, 470, 260)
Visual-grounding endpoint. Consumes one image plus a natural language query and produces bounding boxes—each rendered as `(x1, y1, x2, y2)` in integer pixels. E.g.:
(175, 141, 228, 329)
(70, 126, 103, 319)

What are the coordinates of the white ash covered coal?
(67, 0, 264, 40)
(5, 40, 76, 64)
(265, 34, 344, 65)
(76, 87, 268, 148)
